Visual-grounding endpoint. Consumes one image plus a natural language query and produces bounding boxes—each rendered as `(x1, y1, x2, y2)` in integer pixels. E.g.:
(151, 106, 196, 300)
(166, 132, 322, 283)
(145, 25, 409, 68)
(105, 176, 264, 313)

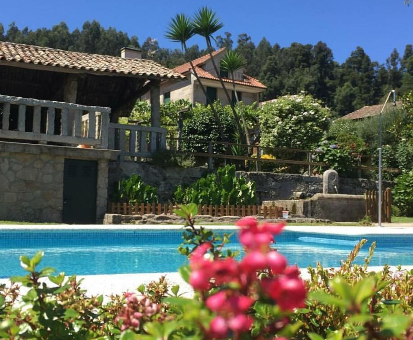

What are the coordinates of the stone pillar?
(150, 80, 161, 128)
(96, 159, 109, 222)
(63, 75, 78, 103)
(323, 169, 339, 194)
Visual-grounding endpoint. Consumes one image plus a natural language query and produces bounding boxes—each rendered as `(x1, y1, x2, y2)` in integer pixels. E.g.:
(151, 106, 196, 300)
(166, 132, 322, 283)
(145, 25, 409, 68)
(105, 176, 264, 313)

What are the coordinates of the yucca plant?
(165, 13, 226, 142)
(192, 7, 246, 145)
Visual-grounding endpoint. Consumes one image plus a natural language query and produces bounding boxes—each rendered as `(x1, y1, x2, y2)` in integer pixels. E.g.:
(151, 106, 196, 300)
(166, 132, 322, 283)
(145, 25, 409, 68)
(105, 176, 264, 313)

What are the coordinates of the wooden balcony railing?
(0, 95, 110, 148)
(108, 123, 167, 160)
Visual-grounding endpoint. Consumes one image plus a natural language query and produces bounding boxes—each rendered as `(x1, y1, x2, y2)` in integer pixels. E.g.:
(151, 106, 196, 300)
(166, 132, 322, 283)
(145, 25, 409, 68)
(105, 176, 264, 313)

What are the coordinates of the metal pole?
(377, 90, 395, 227)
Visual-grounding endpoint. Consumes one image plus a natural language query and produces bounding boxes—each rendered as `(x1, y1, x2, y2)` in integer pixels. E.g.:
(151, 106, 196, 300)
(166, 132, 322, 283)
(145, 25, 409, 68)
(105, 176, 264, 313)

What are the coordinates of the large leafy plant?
(114, 174, 158, 204)
(173, 165, 256, 206)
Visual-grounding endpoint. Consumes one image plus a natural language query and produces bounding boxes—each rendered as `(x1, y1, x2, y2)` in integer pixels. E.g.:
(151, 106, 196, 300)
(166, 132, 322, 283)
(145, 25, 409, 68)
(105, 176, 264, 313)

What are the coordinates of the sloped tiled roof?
(173, 47, 266, 90)
(340, 101, 401, 120)
(0, 41, 185, 80)
(174, 48, 225, 74)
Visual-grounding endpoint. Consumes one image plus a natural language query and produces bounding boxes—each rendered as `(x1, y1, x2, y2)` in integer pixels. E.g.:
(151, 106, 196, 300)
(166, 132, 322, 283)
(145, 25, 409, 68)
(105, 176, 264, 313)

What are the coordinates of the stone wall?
(108, 164, 389, 205)
(241, 172, 391, 202)
(0, 141, 117, 223)
(108, 162, 208, 202)
(305, 194, 366, 222)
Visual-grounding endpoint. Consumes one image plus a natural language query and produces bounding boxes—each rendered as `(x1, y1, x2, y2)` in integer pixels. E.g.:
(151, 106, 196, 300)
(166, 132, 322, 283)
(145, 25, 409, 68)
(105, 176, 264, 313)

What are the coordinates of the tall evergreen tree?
(250, 37, 272, 77)
(386, 48, 402, 90)
(215, 32, 233, 50)
(235, 33, 256, 75)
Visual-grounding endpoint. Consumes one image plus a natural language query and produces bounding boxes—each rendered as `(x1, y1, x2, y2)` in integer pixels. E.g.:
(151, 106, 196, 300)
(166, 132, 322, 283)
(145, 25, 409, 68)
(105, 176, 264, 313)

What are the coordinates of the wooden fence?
(109, 202, 284, 219)
(365, 188, 392, 223)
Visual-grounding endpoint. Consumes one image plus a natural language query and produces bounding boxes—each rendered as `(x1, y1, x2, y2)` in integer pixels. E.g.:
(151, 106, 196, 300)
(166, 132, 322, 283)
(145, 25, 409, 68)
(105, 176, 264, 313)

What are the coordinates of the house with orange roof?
(339, 101, 400, 120)
(157, 48, 266, 106)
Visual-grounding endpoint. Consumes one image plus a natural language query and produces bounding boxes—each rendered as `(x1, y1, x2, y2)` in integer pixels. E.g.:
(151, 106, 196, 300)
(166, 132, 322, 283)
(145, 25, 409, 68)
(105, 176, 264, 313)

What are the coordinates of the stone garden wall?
(108, 162, 208, 203)
(0, 141, 116, 223)
(108, 163, 390, 204)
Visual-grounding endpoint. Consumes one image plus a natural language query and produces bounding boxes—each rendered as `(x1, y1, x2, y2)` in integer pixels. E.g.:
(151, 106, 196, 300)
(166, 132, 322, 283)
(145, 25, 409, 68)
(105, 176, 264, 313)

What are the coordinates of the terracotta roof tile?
(194, 66, 266, 89)
(173, 48, 226, 74)
(0, 41, 185, 80)
(340, 102, 401, 120)
(174, 48, 266, 90)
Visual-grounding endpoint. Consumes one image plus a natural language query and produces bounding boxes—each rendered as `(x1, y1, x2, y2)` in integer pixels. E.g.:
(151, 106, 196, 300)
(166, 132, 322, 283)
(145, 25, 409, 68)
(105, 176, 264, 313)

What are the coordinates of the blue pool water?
(1, 229, 413, 278)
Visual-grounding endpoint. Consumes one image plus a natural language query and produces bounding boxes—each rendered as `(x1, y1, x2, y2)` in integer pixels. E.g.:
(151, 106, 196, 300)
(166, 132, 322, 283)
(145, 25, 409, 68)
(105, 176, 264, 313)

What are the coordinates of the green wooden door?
(62, 159, 97, 224)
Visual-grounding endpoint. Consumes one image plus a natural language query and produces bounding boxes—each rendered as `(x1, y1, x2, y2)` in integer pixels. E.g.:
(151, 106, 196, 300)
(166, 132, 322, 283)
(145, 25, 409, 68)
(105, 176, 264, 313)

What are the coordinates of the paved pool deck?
(1, 223, 413, 298)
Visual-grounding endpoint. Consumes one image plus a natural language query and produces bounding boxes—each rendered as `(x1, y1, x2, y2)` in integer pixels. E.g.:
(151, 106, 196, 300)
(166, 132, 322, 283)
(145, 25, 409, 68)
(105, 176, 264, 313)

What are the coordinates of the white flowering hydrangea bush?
(259, 94, 331, 150)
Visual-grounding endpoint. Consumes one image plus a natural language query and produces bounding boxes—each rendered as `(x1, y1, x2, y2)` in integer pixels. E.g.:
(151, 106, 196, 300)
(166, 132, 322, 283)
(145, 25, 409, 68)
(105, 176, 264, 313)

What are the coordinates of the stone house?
(155, 48, 266, 106)
(0, 41, 184, 224)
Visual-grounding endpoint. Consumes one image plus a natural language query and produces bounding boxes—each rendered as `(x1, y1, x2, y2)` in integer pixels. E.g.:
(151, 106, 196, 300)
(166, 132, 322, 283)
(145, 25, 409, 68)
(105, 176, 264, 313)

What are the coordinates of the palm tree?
(220, 50, 250, 143)
(165, 13, 226, 142)
(192, 7, 246, 144)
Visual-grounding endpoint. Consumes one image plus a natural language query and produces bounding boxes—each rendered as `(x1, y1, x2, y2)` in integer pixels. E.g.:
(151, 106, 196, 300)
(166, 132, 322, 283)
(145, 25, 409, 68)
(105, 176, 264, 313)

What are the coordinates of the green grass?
(391, 216, 413, 223)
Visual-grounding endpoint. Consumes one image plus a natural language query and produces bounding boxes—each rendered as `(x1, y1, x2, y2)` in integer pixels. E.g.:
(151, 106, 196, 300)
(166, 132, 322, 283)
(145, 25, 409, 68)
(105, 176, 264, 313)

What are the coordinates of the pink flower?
(265, 269, 307, 311)
(262, 222, 285, 235)
(240, 251, 268, 273)
(206, 291, 253, 314)
(228, 314, 253, 332)
(209, 316, 229, 339)
(236, 216, 258, 230)
(190, 270, 210, 291)
(212, 258, 239, 285)
(266, 251, 287, 274)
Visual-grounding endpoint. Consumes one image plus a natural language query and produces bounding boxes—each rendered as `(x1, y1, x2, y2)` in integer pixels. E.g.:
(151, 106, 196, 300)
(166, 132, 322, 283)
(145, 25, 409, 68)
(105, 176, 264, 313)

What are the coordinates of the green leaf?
(64, 308, 79, 319)
(137, 284, 145, 294)
(347, 314, 373, 324)
(309, 333, 325, 340)
(39, 266, 56, 277)
(120, 330, 139, 340)
(171, 285, 180, 296)
(187, 203, 199, 216)
(178, 265, 191, 283)
(10, 276, 30, 284)
(19, 255, 31, 270)
(381, 314, 411, 336)
(48, 272, 65, 285)
(163, 297, 194, 307)
(382, 299, 401, 305)
(174, 207, 188, 218)
(330, 276, 353, 300)
(309, 291, 349, 308)
(354, 276, 376, 304)
(30, 251, 44, 268)
(0, 296, 4, 308)
(22, 288, 38, 302)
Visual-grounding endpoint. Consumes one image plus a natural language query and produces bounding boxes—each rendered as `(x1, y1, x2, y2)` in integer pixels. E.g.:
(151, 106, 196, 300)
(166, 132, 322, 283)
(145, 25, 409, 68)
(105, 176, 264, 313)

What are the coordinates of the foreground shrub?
(2, 207, 413, 339)
(173, 164, 256, 206)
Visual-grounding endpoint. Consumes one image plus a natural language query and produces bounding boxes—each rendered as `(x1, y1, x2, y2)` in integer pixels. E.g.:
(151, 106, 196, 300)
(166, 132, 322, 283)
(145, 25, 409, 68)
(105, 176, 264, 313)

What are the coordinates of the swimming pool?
(1, 228, 412, 278)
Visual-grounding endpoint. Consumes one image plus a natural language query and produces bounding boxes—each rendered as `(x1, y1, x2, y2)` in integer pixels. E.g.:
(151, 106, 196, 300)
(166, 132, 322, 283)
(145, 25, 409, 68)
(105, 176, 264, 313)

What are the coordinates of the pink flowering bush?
(185, 217, 306, 339)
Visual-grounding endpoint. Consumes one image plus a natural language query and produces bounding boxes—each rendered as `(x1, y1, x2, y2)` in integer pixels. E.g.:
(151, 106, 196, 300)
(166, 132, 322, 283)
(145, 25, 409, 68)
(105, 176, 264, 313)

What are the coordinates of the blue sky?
(0, 0, 411, 64)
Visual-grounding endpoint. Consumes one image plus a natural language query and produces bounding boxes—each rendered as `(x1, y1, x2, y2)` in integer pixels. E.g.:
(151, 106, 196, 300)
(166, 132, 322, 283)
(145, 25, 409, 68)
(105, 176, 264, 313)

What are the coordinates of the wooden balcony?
(0, 94, 167, 160)
(109, 123, 167, 160)
(0, 94, 110, 148)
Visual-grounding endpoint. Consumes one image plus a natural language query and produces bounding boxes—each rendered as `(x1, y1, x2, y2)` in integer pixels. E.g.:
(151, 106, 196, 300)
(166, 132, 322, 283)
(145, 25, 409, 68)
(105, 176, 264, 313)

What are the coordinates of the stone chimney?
(120, 47, 142, 59)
